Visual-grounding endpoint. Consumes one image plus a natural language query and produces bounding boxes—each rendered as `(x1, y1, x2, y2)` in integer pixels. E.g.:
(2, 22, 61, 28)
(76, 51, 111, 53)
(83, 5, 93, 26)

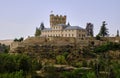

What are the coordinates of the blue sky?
(0, 0, 120, 40)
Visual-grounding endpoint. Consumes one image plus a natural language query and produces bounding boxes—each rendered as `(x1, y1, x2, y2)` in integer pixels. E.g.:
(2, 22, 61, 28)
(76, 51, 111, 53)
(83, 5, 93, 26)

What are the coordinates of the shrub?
(56, 55, 67, 64)
(0, 70, 24, 78)
(96, 35, 101, 40)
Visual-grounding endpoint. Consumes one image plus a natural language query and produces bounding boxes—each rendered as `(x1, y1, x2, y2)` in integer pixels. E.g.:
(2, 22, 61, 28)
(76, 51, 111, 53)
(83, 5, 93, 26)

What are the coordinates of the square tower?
(50, 14, 66, 28)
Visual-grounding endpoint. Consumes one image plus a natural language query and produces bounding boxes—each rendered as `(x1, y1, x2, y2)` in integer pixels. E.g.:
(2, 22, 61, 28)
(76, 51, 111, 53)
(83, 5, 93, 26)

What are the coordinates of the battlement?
(50, 14, 66, 27)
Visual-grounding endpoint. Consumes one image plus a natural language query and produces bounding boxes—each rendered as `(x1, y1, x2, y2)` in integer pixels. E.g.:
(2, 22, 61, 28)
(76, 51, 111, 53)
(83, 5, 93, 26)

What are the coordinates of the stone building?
(40, 14, 87, 39)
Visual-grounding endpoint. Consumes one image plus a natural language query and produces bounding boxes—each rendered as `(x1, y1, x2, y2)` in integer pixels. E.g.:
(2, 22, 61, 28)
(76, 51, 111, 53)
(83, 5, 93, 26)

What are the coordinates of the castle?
(40, 14, 88, 39)
(10, 14, 120, 53)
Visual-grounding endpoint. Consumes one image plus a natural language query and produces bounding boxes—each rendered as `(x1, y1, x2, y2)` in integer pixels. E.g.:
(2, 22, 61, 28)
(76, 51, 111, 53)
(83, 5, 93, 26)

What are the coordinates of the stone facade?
(41, 14, 87, 39)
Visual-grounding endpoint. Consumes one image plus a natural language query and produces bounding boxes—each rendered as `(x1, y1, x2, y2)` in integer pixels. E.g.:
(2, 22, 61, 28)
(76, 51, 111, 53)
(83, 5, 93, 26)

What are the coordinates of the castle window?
(65, 34, 67, 37)
(72, 34, 74, 37)
(82, 34, 84, 37)
(69, 34, 70, 37)
(79, 34, 81, 37)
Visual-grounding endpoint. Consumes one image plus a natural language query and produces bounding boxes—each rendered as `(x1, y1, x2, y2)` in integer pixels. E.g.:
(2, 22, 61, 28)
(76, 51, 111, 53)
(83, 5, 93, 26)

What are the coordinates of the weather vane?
(51, 11, 53, 14)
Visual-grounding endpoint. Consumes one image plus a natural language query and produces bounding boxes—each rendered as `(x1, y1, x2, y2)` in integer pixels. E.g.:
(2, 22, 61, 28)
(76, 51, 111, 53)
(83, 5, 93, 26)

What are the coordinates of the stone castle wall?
(50, 14, 66, 27)
(10, 36, 120, 53)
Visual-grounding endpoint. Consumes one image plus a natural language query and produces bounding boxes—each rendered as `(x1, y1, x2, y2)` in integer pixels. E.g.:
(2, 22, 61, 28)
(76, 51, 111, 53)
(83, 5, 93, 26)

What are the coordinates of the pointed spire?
(50, 11, 53, 14)
(67, 22, 70, 26)
(39, 22, 45, 30)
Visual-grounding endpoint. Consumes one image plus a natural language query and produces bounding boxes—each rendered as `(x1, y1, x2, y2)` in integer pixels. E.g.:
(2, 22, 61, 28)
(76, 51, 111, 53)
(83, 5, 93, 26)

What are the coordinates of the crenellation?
(42, 14, 86, 38)
(50, 14, 67, 27)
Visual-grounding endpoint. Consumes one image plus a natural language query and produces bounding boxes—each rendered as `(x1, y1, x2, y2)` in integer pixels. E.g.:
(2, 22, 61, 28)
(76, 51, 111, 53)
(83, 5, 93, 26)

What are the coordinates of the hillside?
(0, 39, 13, 45)
(8, 36, 120, 78)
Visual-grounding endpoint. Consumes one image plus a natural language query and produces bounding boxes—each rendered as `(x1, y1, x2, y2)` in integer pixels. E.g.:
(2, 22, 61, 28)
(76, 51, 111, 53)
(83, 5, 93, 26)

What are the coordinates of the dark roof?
(42, 28, 51, 31)
(57, 24, 84, 30)
(57, 24, 67, 26)
(65, 26, 84, 30)
(42, 24, 85, 31)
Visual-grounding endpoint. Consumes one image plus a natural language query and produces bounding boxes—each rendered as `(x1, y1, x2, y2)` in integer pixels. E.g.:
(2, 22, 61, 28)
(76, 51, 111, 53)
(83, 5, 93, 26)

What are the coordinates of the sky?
(0, 0, 120, 40)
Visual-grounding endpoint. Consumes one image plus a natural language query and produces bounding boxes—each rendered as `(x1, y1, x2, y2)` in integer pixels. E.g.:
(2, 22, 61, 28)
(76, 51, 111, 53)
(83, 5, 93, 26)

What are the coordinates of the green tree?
(0, 54, 31, 73)
(116, 30, 119, 37)
(14, 37, 24, 42)
(96, 35, 101, 40)
(19, 37, 24, 42)
(98, 21, 109, 37)
(35, 27, 41, 37)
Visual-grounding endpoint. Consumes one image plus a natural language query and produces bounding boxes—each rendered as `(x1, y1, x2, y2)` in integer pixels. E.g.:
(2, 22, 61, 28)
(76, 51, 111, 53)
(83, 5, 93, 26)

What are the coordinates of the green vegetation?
(35, 27, 41, 37)
(0, 43, 10, 53)
(95, 35, 101, 40)
(0, 70, 24, 78)
(0, 54, 42, 78)
(35, 22, 44, 37)
(98, 21, 109, 37)
(56, 55, 67, 64)
(1, 39, 120, 78)
(14, 37, 24, 42)
(94, 42, 120, 53)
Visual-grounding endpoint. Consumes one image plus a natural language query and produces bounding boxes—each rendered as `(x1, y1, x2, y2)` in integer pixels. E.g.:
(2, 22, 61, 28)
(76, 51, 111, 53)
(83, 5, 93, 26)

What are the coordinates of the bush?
(32, 59, 42, 70)
(14, 37, 24, 42)
(0, 70, 24, 78)
(0, 54, 31, 73)
(82, 60, 88, 67)
(56, 55, 67, 64)
(86, 72, 96, 78)
(94, 42, 120, 53)
(96, 35, 101, 40)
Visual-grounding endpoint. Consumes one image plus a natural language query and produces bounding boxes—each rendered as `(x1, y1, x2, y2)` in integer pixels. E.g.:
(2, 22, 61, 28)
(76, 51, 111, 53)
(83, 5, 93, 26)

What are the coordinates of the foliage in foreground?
(0, 70, 24, 78)
(94, 42, 120, 53)
(0, 53, 42, 78)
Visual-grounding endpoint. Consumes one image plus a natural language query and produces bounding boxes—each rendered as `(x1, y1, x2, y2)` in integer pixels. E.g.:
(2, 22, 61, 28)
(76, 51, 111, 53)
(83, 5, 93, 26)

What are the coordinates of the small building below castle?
(40, 14, 87, 39)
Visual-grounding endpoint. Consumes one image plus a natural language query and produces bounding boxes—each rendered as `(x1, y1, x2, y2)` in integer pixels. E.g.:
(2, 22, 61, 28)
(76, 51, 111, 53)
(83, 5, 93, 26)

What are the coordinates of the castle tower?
(50, 14, 66, 28)
(86, 23, 94, 37)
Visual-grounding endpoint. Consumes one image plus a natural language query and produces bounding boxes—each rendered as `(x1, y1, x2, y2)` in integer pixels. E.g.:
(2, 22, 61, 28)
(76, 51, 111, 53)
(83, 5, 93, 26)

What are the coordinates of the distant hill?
(0, 39, 13, 45)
